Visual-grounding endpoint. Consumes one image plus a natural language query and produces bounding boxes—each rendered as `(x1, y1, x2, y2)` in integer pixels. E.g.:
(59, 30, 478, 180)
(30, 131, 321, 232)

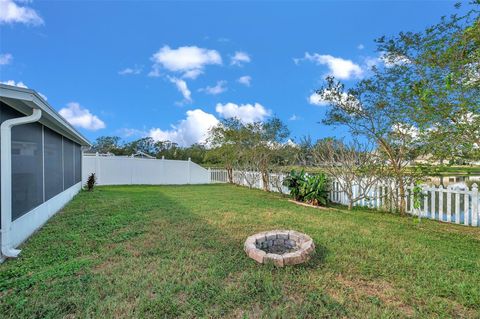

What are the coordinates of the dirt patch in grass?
(332, 275, 415, 317)
(288, 199, 330, 210)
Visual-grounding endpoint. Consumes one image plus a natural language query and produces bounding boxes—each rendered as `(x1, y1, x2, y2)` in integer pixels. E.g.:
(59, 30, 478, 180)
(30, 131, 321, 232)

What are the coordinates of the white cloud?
(299, 52, 364, 80)
(1, 79, 28, 88)
(59, 102, 106, 131)
(392, 123, 419, 140)
(357, 44, 365, 50)
(289, 114, 300, 121)
(215, 102, 270, 123)
(0, 53, 13, 65)
(118, 66, 142, 75)
(182, 69, 203, 79)
(168, 76, 192, 103)
(230, 51, 251, 66)
(148, 67, 161, 77)
(380, 52, 411, 67)
(118, 128, 146, 138)
(0, 0, 43, 25)
(150, 45, 222, 79)
(199, 80, 227, 95)
(237, 75, 251, 86)
(309, 90, 361, 112)
(149, 109, 219, 146)
(309, 92, 331, 106)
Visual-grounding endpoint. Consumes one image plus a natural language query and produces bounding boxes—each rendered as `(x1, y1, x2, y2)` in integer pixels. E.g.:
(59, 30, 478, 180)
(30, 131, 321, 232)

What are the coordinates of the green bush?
(282, 169, 306, 201)
(283, 170, 330, 206)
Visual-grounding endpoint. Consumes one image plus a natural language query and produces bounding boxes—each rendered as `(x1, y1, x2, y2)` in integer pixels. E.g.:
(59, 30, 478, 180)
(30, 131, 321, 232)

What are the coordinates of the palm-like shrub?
(283, 169, 306, 201)
(301, 174, 330, 206)
(283, 170, 330, 206)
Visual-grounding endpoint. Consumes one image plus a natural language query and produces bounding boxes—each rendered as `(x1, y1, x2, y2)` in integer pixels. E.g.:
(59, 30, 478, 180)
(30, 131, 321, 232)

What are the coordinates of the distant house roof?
(131, 151, 155, 159)
(0, 84, 91, 146)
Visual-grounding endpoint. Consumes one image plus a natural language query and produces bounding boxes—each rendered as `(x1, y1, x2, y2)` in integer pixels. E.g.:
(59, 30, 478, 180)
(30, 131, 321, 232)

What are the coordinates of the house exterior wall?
(0, 101, 83, 258)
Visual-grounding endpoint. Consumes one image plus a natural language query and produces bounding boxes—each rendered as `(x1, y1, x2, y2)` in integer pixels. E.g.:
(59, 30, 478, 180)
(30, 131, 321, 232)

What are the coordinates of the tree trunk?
(397, 177, 406, 215)
(226, 167, 233, 184)
(262, 171, 270, 192)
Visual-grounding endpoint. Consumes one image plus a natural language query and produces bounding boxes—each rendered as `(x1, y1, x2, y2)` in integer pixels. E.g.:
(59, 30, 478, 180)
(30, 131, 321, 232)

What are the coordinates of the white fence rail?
(210, 168, 479, 227)
(83, 154, 210, 186)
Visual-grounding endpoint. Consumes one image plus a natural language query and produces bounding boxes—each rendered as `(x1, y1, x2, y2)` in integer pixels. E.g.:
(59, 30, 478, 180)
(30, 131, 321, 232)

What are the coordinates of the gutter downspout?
(1, 108, 42, 258)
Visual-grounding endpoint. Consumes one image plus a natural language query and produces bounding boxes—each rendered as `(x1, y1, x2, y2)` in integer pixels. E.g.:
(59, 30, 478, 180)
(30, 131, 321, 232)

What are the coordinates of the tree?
(90, 136, 123, 154)
(244, 117, 290, 191)
(376, 3, 480, 162)
(318, 75, 421, 214)
(207, 118, 247, 183)
(207, 117, 290, 190)
(123, 137, 158, 156)
(317, 3, 479, 214)
(313, 138, 384, 210)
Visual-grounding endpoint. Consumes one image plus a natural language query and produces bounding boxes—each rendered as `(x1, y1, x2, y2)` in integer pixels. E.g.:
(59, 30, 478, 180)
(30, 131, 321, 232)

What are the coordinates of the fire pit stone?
(244, 230, 315, 267)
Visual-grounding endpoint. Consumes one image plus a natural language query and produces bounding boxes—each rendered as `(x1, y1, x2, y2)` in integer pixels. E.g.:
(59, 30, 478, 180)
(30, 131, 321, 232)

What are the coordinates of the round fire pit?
(244, 230, 315, 267)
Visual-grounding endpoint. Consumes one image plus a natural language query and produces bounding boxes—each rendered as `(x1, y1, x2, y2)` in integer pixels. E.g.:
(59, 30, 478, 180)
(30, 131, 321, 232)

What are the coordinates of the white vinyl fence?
(83, 154, 210, 185)
(210, 168, 480, 227)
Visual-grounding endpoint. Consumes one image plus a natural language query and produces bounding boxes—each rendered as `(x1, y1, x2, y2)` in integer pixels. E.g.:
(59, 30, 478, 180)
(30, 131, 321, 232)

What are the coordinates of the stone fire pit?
(244, 230, 315, 267)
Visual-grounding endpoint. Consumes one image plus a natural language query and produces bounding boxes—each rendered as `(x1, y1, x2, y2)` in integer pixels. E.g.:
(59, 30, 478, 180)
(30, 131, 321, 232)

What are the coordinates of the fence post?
(455, 188, 461, 224)
(464, 185, 470, 226)
(408, 183, 414, 215)
(431, 187, 436, 220)
(187, 157, 191, 184)
(472, 183, 478, 227)
(423, 186, 429, 218)
(438, 185, 444, 221)
(95, 152, 100, 185)
(446, 186, 452, 223)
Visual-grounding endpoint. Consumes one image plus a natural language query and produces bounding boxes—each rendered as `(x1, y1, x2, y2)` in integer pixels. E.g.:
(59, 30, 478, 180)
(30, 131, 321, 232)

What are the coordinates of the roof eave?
(0, 84, 91, 146)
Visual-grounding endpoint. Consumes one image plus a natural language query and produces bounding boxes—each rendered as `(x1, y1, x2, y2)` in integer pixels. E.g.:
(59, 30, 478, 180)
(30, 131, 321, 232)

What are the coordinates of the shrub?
(283, 169, 306, 201)
(301, 174, 330, 206)
(283, 170, 330, 206)
(86, 173, 96, 191)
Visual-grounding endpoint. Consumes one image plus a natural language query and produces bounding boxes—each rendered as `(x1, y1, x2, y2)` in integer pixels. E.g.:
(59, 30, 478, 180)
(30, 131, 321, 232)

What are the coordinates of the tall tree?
(317, 3, 479, 214)
(207, 117, 289, 190)
(313, 138, 384, 210)
(207, 118, 246, 183)
(377, 2, 480, 161)
(318, 75, 421, 214)
(123, 137, 158, 156)
(90, 136, 123, 155)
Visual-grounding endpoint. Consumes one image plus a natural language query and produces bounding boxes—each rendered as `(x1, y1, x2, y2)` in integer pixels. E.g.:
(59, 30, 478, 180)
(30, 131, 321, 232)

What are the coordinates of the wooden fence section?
(209, 168, 479, 227)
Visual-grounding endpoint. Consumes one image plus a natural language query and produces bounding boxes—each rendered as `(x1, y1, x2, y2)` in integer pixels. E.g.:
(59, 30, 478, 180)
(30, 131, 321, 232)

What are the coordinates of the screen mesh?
(0, 102, 26, 224)
(74, 144, 82, 184)
(1, 101, 83, 222)
(44, 127, 64, 200)
(63, 138, 75, 189)
(11, 120, 44, 220)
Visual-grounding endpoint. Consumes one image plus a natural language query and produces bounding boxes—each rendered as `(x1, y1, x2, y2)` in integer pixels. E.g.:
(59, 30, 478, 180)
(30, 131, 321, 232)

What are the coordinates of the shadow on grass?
(0, 185, 332, 319)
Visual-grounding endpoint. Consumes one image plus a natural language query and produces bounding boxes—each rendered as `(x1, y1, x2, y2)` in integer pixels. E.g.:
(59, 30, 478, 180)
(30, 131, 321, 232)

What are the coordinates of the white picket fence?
(209, 169, 289, 193)
(210, 168, 480, 227)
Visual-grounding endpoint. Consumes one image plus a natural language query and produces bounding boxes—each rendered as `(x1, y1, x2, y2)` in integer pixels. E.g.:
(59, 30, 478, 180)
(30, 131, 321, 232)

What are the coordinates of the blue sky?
(0, 0, 462, 146)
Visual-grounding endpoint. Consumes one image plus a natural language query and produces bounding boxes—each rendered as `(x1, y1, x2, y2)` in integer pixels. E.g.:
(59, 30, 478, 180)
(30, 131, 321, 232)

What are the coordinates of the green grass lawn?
(1, 185, 479, 318)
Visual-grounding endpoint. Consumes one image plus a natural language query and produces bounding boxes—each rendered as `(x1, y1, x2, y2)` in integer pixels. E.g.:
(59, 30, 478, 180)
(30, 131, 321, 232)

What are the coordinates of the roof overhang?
(0, 84, 91, 146)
